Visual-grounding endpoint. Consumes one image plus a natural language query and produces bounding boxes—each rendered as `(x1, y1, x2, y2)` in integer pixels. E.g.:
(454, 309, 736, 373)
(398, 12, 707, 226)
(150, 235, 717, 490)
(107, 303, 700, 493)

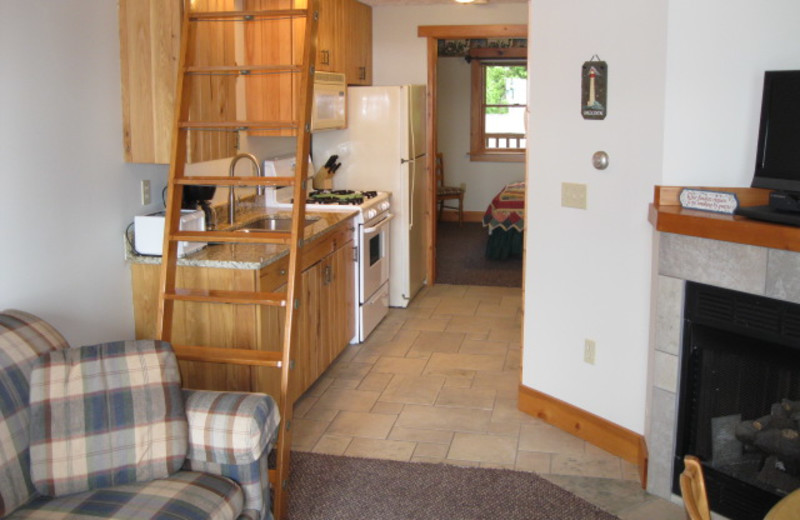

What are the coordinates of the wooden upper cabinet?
(321, 0, 372, 85)
(119, 0, 181, 163)
(315, 0, 372, 83)
(345, 0, 372, 85)
(119, 0, 237, 163)
(120, 0, 372, 151)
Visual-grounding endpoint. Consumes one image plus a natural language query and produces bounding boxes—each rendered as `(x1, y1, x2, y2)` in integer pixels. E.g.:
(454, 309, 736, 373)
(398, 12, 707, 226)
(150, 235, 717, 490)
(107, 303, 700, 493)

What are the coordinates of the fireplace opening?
(674, 282, 800, 520)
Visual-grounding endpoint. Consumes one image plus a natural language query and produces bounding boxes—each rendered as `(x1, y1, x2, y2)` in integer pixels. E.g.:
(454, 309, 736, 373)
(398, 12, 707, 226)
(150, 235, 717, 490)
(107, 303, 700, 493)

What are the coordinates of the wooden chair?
(680, 455, 711, 520)
(435, 153, 465, 225)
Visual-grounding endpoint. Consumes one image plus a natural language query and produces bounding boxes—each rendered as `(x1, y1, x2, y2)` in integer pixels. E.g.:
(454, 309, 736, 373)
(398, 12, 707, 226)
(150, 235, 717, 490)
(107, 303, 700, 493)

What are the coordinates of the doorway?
(418, 25, 528, 287)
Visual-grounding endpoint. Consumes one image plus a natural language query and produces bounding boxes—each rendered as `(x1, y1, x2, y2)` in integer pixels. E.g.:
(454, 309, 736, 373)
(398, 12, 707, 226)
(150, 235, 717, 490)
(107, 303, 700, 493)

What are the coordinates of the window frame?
(469, 54, 527, 163)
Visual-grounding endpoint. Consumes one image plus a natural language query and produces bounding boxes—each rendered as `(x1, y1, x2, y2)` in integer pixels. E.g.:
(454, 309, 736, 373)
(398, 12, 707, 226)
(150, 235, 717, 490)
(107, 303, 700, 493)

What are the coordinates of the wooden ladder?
(156, 2, 319, 519)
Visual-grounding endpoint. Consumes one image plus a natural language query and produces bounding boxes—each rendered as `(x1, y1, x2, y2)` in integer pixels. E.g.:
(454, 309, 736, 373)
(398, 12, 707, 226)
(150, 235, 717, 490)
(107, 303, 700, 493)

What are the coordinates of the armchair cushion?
(9, 471, 243, 520)
(28, 340, 188, 497)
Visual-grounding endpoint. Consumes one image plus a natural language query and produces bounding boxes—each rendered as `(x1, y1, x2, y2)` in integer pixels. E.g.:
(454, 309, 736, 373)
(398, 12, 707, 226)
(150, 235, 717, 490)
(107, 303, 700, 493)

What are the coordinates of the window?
(470, 59, 527, 162)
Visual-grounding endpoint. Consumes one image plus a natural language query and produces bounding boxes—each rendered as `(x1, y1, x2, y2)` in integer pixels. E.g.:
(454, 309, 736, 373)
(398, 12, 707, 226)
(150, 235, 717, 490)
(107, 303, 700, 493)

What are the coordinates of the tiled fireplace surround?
(646, 231, 800, 500)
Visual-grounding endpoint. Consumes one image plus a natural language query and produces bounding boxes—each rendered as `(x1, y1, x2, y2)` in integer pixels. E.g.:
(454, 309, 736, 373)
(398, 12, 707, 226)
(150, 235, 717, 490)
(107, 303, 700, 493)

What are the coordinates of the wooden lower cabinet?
(130, 223, 356, 403)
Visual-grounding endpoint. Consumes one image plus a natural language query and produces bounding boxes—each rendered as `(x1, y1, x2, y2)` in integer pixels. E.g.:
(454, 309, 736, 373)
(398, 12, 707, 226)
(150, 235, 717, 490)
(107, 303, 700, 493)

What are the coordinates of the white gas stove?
(267, 187, 392, 343)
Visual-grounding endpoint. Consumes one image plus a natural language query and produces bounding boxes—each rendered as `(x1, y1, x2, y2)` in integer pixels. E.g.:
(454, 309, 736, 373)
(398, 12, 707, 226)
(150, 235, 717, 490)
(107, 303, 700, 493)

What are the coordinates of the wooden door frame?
(417, 25, 527, 285)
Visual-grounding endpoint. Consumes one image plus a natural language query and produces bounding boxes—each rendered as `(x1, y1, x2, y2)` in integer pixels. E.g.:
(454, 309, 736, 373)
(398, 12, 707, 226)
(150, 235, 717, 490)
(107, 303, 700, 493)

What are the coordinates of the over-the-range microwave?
(311, 72, 347, 131)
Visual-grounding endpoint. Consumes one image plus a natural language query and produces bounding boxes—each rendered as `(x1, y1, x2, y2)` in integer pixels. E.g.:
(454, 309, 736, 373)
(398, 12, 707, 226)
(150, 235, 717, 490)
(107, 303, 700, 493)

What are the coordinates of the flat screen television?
(736, 70, 800, 226)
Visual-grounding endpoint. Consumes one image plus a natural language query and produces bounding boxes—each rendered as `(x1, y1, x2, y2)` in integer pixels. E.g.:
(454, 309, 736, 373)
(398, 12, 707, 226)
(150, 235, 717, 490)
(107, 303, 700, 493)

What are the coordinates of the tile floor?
(291, 284, 684, 519)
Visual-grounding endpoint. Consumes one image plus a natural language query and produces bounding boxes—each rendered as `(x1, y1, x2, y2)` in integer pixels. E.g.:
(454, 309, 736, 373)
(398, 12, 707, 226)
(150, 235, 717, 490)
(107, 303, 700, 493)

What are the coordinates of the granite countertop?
(125, 204, 357, 270)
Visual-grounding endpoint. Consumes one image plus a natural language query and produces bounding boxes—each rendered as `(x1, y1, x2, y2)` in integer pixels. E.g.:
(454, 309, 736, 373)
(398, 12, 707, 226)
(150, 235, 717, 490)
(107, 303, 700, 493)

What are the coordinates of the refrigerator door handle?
(409, 165, 415, 230)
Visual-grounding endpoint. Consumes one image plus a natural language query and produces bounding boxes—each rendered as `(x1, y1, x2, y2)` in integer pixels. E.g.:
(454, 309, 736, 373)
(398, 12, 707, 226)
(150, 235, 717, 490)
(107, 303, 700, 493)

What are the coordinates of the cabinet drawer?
(260, 256, 290, 291)
(302, 221, 355, 269)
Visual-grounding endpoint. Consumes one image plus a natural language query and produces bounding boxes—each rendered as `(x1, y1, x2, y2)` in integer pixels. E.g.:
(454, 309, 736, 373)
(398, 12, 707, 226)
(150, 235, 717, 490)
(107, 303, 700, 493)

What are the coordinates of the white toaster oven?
(134, 209, 206, 257)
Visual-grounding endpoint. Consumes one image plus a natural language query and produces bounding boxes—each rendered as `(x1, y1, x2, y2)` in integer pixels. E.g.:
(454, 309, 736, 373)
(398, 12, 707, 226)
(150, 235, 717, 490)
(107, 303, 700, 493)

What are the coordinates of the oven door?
(360, 213, 393, 303)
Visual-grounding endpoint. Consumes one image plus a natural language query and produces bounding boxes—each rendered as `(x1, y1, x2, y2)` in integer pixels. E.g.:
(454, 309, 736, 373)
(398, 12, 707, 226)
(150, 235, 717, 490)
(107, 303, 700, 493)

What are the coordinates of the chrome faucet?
(228, 153, 263, 225)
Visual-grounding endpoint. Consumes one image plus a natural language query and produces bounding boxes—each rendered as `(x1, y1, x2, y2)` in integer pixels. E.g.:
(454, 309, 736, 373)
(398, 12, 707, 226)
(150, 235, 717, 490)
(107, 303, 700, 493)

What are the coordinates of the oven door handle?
(362, 214, 394, 234)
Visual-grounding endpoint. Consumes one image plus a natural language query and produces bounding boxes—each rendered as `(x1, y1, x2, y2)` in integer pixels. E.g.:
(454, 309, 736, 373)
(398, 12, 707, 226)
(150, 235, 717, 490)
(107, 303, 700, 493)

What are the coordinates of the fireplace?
(673, 281, 800, 519)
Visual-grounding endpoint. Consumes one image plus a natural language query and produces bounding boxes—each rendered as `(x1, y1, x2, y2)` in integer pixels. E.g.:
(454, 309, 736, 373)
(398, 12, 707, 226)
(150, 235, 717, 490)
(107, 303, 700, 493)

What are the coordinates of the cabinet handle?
(359, 66, 366, 81)
(321, 50, 330, 65)
(352, 246, 358, 262)
(324, 264, 332, 285)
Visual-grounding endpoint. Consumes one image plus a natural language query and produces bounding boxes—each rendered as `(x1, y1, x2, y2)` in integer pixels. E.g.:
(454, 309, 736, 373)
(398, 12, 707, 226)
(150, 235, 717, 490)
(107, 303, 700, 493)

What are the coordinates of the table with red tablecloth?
(482, 181, 525, 260)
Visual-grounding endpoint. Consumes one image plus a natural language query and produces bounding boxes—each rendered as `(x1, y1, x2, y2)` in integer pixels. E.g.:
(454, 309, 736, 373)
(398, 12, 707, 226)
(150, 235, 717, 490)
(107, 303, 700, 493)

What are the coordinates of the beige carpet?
(288, 452, 619, 519)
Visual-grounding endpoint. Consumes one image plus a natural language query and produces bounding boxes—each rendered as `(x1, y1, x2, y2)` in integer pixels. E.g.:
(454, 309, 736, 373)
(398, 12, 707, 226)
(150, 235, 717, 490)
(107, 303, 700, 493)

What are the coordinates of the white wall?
(524, 0, 669, 432)
(372, 3, 529, 86)
(437, 57, 524, 212)
(524, 0, 800, 434)
(661, 0, 800, 186)
(0, 1, 167, 345)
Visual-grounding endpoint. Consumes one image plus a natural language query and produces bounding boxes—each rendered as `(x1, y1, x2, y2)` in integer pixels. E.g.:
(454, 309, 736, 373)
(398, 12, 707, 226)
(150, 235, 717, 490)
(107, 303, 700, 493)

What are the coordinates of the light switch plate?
(584, 339, 596, 365)
(562, 182, 587, 209)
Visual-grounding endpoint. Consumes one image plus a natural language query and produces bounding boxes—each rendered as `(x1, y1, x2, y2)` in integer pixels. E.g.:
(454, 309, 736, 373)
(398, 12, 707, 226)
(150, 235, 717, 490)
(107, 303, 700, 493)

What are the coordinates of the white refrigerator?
(312, 85, 427, 308)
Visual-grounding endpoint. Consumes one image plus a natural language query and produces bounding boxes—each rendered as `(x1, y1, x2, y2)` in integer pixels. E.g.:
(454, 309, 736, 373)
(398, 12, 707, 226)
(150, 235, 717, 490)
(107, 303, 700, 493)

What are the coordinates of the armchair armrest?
(183, 389, 280, 465)
(182, 390, 280, 520)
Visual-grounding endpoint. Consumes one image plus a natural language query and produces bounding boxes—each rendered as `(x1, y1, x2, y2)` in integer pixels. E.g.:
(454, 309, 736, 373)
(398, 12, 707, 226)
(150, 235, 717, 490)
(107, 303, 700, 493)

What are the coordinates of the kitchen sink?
(238, 216, 320, 233)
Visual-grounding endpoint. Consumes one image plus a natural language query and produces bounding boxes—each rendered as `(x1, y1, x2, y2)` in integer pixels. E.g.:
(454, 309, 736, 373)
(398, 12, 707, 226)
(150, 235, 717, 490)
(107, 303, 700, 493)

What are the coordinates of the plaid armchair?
(0, 310, 280, 520)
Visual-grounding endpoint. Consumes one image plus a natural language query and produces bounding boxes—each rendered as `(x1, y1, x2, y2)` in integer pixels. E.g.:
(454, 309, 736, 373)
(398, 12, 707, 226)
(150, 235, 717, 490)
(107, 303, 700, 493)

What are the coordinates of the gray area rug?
(288, 452, 620, 519)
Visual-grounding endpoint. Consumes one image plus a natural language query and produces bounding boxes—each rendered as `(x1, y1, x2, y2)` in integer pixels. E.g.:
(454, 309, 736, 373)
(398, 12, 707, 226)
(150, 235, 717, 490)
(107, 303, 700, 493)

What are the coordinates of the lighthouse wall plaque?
(581, 58, 607, 120)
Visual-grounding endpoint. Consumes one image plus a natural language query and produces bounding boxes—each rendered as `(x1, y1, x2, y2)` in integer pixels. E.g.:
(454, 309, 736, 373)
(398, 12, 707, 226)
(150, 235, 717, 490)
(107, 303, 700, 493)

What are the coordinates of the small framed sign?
(679, 189, 739, 214)
(581, 57, 607, 120)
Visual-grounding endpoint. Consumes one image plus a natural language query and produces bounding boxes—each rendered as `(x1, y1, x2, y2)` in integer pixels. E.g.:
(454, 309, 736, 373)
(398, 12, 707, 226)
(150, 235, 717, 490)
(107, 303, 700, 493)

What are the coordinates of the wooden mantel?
(649, 186, 800, 252)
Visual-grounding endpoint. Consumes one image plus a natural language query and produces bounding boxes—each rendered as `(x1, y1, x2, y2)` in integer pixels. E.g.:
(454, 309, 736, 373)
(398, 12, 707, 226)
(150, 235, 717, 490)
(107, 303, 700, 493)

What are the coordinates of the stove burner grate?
(305, 189, 379, 205)
(306, 196, 363, 205)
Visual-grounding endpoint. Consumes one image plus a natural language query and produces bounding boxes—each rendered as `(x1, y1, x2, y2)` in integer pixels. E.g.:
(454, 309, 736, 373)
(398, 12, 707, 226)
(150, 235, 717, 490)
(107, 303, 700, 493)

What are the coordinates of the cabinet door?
(293, 262, 322, 400)
(316, 0, 344, 72)
(119, 0, 181, 163)
(315, 240, 356, 369)
(243, 0, 301, 137)
(328, 241, 356, 353)
(318, 256, 338, 370)
(119, 0, 237, 163)
(344, 0, 372, 85)
(189, 0, 239, 161)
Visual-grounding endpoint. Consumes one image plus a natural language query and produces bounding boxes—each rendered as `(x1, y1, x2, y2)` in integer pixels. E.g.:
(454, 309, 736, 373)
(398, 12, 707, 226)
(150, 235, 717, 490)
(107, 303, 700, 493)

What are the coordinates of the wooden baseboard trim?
(438, 210, 483, 223)
(518, 384, 648, 489)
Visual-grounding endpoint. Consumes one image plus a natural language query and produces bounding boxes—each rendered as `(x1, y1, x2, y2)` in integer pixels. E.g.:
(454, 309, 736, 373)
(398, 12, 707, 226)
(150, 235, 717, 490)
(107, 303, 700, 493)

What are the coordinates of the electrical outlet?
(584, 339, 596, 365)
(141, 180, 151, 206)
(562, 182, 587, 209)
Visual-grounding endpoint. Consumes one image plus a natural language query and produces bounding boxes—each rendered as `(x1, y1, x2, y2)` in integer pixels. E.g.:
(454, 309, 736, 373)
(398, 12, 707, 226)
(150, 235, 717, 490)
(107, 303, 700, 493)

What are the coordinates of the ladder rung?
(176, 176, 296, 187)
(180, 121, 298, 132)
(186, 65, 301, 76)
(189, 9, 308, 21)
(172, 230, 293, 245)
(166, 288, 287, 306)
(172, 344, 284, 368)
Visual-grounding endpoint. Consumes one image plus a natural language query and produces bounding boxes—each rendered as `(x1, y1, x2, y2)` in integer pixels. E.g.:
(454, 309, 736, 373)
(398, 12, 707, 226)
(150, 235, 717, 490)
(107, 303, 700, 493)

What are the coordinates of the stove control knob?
(381, 202, 390, 211)
(367, 209, 377, 220)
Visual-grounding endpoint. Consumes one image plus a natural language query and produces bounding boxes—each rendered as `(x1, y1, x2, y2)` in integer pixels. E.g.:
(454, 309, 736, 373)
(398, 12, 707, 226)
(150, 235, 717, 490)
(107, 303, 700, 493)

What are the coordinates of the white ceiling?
(361, 0, 525, 6)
